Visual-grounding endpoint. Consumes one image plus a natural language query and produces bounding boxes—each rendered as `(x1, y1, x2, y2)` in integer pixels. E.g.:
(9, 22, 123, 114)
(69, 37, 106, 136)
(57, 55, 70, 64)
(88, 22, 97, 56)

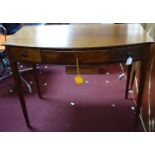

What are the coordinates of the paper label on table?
(126, 56, 133, 65)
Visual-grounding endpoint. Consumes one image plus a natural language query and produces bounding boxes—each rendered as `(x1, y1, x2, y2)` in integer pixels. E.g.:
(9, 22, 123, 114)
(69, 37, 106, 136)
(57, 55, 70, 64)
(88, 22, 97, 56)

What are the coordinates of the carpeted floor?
(0, 64, 144, 131)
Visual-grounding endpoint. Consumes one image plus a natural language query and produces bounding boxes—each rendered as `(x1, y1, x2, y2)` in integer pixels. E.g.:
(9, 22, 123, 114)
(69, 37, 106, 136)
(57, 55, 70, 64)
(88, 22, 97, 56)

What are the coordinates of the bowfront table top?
(4, 24, 153, 49)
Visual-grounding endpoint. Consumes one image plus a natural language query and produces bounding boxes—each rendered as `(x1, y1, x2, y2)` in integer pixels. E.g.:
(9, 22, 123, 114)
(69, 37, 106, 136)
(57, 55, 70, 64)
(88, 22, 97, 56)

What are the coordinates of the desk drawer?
(9, 47, 41, 63)
(77, 50, 112, 64)
(41, 49, 112, 65)
(112, 46, 144, 62)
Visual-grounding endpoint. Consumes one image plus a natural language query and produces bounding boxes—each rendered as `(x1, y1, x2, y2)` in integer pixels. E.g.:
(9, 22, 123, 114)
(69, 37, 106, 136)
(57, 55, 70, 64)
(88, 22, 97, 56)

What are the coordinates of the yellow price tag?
(74, 75, 84, 84)
(75, 55, 84, 85)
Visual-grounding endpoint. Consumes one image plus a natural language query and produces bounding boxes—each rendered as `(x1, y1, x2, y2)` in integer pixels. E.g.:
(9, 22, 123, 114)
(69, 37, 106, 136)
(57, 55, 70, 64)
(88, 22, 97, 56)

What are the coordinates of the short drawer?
(9, 47, 41, 63)
(112, 45, 144, 62)
(125, 46, 144, 60)
(41, 49, 112, 65)
(76, 50, 112, 64)
(41, 51, 75, 65)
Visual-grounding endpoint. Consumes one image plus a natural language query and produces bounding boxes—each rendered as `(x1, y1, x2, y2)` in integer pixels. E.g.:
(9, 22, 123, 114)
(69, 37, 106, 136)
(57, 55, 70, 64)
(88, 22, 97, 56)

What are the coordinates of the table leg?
(136, 61, 148, 115)
(134, 60, 148, 129)
(10, 61, 31, 128)
(125, 64, 132, 99)
(32, 64, 42, 99)
(136, 45, 150, 123)
(130, 70, 136, 91)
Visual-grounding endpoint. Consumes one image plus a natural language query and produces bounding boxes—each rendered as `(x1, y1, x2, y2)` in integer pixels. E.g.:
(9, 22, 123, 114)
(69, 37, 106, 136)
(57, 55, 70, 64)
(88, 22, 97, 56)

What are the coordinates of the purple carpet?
(0, 64, 143, 131)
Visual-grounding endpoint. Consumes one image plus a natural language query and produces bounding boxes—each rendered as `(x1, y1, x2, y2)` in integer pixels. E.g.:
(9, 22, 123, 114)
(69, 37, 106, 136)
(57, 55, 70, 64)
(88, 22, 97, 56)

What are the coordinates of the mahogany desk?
(4, 24, 154, 128)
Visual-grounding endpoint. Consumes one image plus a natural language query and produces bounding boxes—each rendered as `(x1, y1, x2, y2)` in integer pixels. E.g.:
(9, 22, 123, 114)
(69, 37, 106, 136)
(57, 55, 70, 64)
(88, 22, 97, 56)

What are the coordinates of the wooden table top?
(4, 24, 154, 50)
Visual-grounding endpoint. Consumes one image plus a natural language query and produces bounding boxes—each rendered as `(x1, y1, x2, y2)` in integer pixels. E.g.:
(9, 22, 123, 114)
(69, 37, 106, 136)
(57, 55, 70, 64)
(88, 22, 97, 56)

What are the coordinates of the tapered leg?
(130, 70, 136, 90)
(32, 64, 42, 99)
(134, 60, 148, 128)
(135, 45, 150, 127)
(136, 61, 148, 116)
(10, 61, 31, 128)
(125, 64, 132, 99)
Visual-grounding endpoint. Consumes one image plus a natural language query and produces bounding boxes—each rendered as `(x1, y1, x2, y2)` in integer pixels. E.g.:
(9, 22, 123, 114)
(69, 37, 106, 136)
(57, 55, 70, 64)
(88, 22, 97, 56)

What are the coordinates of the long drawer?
(41, 49, 112, 65)
(42, 46, 143, 64)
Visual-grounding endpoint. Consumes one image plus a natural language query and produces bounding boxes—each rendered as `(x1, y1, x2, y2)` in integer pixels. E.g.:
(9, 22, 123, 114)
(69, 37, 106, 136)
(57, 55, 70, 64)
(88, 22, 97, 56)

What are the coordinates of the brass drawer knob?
(22, 52, 27, 57)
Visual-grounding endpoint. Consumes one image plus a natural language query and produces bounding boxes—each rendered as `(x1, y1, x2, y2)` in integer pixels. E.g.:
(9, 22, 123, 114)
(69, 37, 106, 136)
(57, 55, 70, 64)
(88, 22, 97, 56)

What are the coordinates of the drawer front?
(77, 50, 112, 64)
(112, 45, 144, 62)
(41, 49, 112, 65)
(9, 47, 41, 63)
(41, 51, 75, 65)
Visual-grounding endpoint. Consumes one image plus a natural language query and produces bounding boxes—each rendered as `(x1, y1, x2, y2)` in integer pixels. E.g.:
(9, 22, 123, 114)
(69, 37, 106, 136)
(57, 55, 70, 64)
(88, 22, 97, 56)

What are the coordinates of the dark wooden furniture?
(4, 24, 153, 128)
